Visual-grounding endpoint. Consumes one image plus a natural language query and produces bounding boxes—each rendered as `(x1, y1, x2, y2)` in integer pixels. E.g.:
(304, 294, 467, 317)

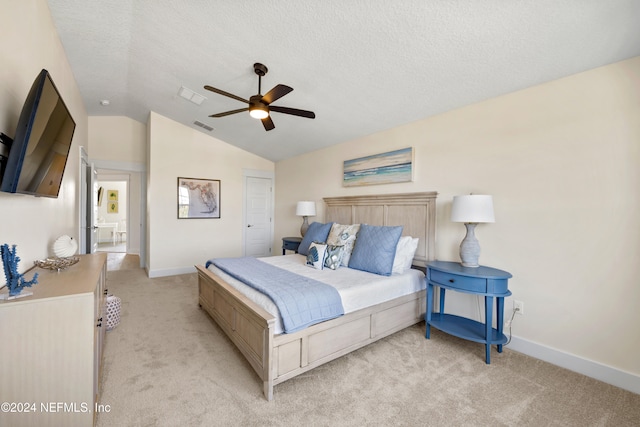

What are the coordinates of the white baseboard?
(507, 335, 640, 395)
(147, 266, 196, 278)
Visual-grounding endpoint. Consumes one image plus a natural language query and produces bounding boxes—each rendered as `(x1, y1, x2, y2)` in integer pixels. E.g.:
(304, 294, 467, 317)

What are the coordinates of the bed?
(195, 192, 437, 400)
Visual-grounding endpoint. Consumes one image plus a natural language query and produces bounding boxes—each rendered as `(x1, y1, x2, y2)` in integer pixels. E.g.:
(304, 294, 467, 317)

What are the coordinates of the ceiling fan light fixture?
(204, 62, 315, 131)
(249, 104, 269, 119)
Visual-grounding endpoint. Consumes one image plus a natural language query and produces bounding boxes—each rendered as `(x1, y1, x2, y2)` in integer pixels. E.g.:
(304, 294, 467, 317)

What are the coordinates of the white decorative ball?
(53, 235, 78, 258)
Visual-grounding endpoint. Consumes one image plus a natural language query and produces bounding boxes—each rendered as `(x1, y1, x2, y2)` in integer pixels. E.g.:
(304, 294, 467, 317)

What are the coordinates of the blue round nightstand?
(282, 237, 302, 255)
(425, 260, 512, 364)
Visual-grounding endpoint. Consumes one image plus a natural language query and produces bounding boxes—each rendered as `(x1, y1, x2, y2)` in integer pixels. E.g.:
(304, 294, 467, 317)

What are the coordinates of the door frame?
(79, 157, 147, 268)
(79, 147, 93, 254)
(242, 169, 274, 256)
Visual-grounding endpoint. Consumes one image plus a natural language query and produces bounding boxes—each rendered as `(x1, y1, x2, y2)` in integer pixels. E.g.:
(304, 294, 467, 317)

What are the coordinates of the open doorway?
(78, 150, 146, 268)
(95, 177, 128, 253)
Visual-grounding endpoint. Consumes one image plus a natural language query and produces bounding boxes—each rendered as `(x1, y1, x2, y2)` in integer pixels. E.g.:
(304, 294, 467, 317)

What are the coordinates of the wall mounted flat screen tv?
(0, 69, 76, 198)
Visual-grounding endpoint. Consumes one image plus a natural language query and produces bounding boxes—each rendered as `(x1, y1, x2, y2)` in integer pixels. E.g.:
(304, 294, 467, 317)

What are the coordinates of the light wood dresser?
(0, 253, 107, 427)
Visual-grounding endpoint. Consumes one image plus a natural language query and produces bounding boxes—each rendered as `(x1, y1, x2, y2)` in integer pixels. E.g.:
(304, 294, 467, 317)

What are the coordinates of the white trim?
(91, 158, 146, 172)
(507, 335, 640, 395)
(78, 147, 89, 255)
(242, 169, 273, 179)
(147, 266, 196, 278)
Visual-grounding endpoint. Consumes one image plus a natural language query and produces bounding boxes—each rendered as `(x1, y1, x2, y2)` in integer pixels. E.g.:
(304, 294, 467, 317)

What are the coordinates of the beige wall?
(146, 112, 274, 277)
(276, 57, 640, 380)
(88, 116, 147, 163)
(0, 0, 88, 266)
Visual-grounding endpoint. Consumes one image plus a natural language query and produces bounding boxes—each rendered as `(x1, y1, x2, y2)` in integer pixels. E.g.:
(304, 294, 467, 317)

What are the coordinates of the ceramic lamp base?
(459, 223, 480, 267)
(300, 216, 310, 237)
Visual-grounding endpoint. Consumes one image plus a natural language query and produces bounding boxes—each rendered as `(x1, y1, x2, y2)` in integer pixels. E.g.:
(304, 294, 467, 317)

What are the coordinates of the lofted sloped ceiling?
(47, 1, 640, 162)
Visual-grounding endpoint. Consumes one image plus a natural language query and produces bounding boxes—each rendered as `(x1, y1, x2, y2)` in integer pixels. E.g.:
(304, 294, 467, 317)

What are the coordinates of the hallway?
(97, 242, 126, 253)
(106, 253, 140, 272)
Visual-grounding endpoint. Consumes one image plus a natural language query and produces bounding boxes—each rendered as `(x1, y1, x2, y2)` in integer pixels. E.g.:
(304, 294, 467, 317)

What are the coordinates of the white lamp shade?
(451, 195, 495, 223)
(296, 201, 316, 217)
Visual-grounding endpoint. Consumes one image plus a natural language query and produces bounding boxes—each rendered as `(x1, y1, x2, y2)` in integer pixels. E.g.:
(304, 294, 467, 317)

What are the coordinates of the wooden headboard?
(323, 192, 437, 267)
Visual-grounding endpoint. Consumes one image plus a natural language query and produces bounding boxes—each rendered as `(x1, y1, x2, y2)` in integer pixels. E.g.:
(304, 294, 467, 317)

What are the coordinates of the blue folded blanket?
(207, 257, 344, 333)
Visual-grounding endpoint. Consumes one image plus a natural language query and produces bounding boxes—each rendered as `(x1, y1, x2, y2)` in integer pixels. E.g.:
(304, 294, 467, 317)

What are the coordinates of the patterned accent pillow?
(348, 224, 403, 276)
(326, 223, 360, 266)
(298, 222, 334, 256)
(306, 242, 328, 270)
(324, 245, 345, 270)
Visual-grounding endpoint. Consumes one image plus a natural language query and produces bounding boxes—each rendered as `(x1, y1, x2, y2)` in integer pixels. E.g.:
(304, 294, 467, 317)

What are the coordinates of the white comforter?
(207, 254, 425, 334)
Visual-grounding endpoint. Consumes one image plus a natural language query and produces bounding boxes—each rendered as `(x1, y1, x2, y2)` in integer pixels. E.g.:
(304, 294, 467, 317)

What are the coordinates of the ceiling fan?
(204, 63, 315, 131)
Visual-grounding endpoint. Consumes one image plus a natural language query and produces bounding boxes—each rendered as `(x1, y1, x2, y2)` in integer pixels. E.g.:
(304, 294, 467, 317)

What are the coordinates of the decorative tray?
(34, 256, 80, 271)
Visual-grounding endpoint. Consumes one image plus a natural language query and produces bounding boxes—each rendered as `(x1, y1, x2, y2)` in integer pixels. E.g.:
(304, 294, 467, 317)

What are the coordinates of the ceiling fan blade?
(209, 107, 249, 118)
(262, 84, 293, 105)
(261, 115, 275, 131)
(204, 85, 250, 104)
(269, 105, 316, 119)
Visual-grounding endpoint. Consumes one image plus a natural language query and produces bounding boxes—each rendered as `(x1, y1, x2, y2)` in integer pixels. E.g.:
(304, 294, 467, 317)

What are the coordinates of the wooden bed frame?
(196, 192, 437, 400)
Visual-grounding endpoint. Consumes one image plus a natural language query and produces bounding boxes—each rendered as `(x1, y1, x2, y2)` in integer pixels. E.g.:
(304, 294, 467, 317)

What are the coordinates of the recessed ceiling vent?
(193, 120, 214, 131)
(178, 86, 207, 105)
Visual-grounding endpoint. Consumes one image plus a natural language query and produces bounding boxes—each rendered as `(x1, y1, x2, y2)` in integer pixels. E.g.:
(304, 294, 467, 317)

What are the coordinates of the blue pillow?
(298, 222, 334, 256)
(348, 224, 403, 276)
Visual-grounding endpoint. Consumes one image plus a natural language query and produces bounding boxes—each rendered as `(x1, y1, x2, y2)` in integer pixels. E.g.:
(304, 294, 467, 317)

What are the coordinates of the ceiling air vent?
(193, 121, 214, 132)
(178, 86, 206, 105)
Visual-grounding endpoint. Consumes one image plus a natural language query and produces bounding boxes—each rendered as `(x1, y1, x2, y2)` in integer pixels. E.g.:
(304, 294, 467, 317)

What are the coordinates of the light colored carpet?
(97, 261, 640, 426)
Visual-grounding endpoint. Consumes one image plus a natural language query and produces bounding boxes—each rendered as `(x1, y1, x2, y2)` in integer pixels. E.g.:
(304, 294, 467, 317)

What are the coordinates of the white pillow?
(306, 242, 328, 270)
(392, 236, 419, 275)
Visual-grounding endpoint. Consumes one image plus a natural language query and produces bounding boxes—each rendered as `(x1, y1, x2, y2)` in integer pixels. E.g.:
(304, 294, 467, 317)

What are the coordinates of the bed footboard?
(196, 264, 425, 401)
(196, 265, 276, 399)
(271, 288, 426, 387)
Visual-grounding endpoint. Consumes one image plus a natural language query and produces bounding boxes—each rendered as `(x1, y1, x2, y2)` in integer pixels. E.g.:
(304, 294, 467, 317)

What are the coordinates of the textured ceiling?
(47, 1, 640, 162)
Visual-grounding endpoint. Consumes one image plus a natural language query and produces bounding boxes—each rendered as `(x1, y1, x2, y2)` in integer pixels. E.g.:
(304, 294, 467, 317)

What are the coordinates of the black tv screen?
(0, 69, 76, 198)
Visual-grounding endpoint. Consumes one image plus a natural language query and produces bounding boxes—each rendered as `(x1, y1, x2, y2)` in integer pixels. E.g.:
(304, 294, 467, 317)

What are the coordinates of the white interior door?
(244, 176, 272, 257)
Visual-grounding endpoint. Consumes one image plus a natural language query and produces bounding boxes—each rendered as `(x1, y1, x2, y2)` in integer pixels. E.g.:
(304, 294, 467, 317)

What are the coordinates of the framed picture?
(343, 147, 414, 187)
(178, 177, 220, 219)
(108, 189, 118, 201)
(108, 201, 118, 214)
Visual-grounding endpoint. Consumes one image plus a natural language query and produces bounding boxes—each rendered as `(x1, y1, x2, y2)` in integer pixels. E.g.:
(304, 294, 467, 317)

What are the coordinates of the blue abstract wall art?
(343, 147, 414, 187)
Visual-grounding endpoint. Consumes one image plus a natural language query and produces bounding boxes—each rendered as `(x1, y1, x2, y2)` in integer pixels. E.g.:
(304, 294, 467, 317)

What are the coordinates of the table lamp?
(450, 195, 495, 267)
(296, 201, 316, 237)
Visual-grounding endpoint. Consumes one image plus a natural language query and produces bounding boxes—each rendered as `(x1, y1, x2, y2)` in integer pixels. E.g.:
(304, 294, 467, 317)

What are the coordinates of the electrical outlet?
(514, 300, 524, 315)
